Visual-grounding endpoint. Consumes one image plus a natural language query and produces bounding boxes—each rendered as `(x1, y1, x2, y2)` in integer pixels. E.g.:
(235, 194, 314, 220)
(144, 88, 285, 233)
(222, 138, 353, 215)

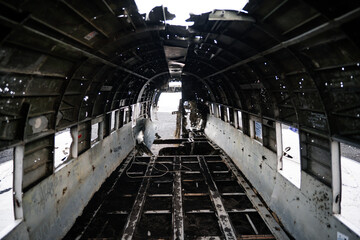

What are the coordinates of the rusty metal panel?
(78, 121, 91, 154)
(23, 136, 53, 191)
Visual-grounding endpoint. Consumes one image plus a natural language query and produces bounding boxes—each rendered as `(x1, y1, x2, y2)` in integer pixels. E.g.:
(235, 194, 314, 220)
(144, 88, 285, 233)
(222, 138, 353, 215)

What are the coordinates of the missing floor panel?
(64, 138, 290, 240)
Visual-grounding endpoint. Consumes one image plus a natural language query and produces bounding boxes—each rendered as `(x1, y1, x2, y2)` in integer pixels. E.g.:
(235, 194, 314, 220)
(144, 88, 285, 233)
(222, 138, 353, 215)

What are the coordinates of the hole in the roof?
(135, 0, 248, 26)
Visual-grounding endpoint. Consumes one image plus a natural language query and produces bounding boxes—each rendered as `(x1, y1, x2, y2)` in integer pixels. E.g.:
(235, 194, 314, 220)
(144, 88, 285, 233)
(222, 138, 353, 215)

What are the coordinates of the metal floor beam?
(64, 137, 290, 240)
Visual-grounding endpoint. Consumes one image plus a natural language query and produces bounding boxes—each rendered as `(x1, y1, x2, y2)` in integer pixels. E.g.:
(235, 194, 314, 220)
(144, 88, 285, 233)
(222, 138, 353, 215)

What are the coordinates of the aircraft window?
(91, 122, 99, 143)
(54, 128, 72, 168)
(279, 124, 301, 188)
(254, 121, 263, 142)
(111, 111, 115, 131)
(0, 148, 15, 232)
(237, 111, 243, 130)
(339, 143, 360, 233)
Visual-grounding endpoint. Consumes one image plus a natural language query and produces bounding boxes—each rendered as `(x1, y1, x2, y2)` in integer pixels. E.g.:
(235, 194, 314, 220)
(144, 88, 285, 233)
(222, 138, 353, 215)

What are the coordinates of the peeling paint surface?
(205, 115, 360, 240)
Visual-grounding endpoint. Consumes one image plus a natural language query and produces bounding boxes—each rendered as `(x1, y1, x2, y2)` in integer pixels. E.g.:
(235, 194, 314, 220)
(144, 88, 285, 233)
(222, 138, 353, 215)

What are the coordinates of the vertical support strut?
(13, 145, 24, 219)
(173, 156, 184, 239)
(198, 156, 237, 240)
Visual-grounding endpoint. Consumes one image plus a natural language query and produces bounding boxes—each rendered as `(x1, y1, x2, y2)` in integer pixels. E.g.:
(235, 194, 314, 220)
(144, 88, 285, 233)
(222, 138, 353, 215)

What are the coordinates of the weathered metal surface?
(173, 156, 184, 239)
(65, 137, 281, 239)
(0, 0, 360, 239)
(219, 154, 289, 240)
(121, 156, 155, 240)
(6, 122, 136, 240)
(205, 115, 360, 240)
(198, 156, 237, 240)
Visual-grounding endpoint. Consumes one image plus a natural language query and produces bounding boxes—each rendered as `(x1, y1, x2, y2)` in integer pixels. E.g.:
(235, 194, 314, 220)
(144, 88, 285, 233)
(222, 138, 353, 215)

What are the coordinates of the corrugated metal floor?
(64, 137, 290, 240)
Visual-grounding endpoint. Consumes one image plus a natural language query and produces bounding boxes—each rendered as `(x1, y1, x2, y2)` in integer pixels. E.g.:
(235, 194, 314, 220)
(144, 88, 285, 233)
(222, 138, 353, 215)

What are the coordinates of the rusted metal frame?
(76, 151, 136, 239)
(246, 213, 259, 234)
(204, 7, 360, 79)
(204, 20, 220, 42)
(197, 28, 282, 111)
(249, 22, 327, 128)
(5, 37, 77, 64)
(186, 209, 214, 213)
(299, 34, 347, 52)
(181, 72, 217, 102)
(211, 39, 236, 60)
(0, 5, 30, 47)
(0, 15, 150, 81)
(282, 13, 322, 35)
(0, 67, 65, 78)
(245, 63, 280, 119)
(144, 210, 171, 214)
(115, 43, 163, 61)
(297, 107, 325, 113)
(53, 59, 89, 130)
(301, 155, 330, 169)
(173, 156, 184, 240)
(190, 36, 265, 108)
(121, 156, 156, 240)
(231, 38, 294, 123)
(198, 155, 237, 240)
(112, 25, 165, 45)
(80, 65, 113, 123)
(101, 0, 115, 15)
(0, 93, 60, 98)
(185, 59, 233, 105)
(0, 101, 31, 151)
(330, 112, 359, 119)
(134, 72, 168, 103)
(111, 59, 167, 108)
(337, 129, 360, 136)
(238, 235, 275, 240)
(261, 0, 289, 22)
(29, 16, 95, 50)
(217, 154, 290, 240)
(190, 42, 234, 66)
(60, 0, 109, 38)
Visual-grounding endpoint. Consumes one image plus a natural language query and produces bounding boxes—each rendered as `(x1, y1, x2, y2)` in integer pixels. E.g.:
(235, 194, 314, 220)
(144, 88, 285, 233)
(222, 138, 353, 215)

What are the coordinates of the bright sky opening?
(157, 92, 182, 112)
(135, 0, 249, 26)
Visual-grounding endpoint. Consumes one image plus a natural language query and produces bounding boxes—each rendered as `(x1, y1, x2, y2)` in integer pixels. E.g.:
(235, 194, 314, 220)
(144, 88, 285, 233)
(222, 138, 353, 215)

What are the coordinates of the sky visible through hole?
(135, 0, 248, 26)
(157, 92, 182, 112)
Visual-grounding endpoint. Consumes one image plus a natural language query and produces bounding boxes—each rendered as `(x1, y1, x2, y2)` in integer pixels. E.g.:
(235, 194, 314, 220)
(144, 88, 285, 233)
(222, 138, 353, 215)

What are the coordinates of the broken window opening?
(279, 124, 301, 188)
(153, 92, 182, 139)
(226, 107, 230, 123)
(237, 111, 243, 130)
(339, 143, 360, 234)
(132, 104, 137, 128)
(123, 109, 129, 125)
(254, 121, 263, 142)
(91, 122, 99, 144)
(111, 111, 115, 131)
(0, 148, 15, 232)
(211, 103, 215, 115)
(54, 128, 72, 169)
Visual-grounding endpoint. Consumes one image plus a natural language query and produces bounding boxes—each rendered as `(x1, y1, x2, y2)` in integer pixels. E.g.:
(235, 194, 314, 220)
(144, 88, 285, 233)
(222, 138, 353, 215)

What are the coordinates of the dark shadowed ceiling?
(0, 0, 360, 150)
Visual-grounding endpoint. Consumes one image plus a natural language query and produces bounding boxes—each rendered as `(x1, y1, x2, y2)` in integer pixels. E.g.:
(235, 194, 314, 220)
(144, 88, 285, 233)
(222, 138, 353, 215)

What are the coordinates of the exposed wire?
(125, 155, 193, 179)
